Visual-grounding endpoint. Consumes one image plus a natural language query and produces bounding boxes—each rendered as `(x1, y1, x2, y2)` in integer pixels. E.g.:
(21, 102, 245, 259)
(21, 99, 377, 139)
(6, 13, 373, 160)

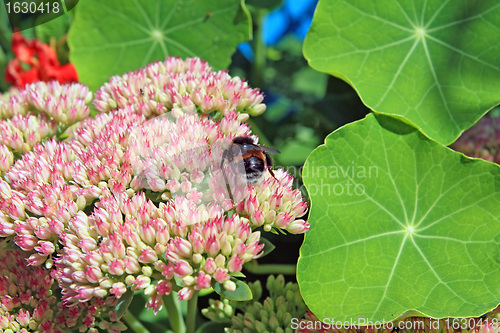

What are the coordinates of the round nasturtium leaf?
(68, 0, 251, 90)
(304, 0, 500, 145)
(298, 113, 500, 324)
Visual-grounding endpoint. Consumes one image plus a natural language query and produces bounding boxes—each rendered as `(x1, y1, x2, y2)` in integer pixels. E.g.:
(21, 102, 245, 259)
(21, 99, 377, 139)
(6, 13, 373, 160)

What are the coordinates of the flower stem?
(251, 8, 266, 88)
(186, 291, 199, 333)
(245, 263, 297, 275)
(122, 311, 150, 333)
(163, 293, 186, 333)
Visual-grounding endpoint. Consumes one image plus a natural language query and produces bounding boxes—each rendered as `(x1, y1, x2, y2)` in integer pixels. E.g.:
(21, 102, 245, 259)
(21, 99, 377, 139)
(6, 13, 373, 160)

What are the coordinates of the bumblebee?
(221, 136, 280, 184)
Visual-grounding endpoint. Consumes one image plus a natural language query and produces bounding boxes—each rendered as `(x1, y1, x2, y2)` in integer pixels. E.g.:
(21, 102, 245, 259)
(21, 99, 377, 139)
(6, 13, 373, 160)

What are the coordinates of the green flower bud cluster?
(201, 299, 234, 323)
(202, 278, 263, 323)
(220, 275, 307, 333)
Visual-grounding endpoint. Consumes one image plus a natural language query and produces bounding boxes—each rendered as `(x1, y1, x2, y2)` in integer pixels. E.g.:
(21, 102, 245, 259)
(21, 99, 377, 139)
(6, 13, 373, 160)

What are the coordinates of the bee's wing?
(128, 112, 248, 204)
(129, 112, 183, 190)
(209, 141, 249, 204)
(261, 145, 281, 155)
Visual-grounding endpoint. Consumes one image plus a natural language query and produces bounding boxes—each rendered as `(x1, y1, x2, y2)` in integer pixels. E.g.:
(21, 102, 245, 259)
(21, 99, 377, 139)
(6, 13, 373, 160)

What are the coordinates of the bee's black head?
(232, 136, 255, 145)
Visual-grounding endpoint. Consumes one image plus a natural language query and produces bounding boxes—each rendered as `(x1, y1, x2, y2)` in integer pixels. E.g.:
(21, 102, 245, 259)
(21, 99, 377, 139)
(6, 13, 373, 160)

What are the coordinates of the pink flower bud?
(157, 280, 172, 295)
(124, 257, 141, 274)
(205, 235, 220, 257)
(155, 226, 170, 244)
(228, 255, 244, 273)
(189, 232, 205, 254)
(140, 222, 156, 245)
(133, 275, 151, 290)
(252, 209, 265, 226)
(167, 179, 181, 193)
(15, 234, 38, 251)
(244, 195, 258, 215)
(275, 212, 293, 228)
(213, 268, 229, 283)
(169, 237, 193, 259)
(195, 271, 211, 290)
(75, 285, 94, 301)
(138, 247, 158, 263)
(181, 180, 192, 193)
(34, 240, 55, 256)
(109, 260, 125, 276)
(26, 253, 46, 266)
(146, 292, 163, 315)
(204, 257, 216, 274)
(177, 286, 195, 301)
(286, 219, 310, 234)
(173, 260, 193, 277)
(17, 308, 30, 326)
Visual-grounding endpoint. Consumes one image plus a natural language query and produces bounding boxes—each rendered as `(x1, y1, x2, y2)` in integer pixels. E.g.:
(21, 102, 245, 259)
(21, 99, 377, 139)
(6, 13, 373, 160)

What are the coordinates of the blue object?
(236, 0, 319, 124)
(294, 16, 313, 40)
(284, 0, 317, 20)
(262, 0, 318, 46)
(262, 8, 291, 46)
(238, 0, 318, 54)
(237, 42, 255, 61)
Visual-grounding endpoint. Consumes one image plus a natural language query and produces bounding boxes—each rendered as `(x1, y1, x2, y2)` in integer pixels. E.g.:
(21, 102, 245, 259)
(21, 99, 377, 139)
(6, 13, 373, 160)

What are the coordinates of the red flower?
(5, 32, 78, 88)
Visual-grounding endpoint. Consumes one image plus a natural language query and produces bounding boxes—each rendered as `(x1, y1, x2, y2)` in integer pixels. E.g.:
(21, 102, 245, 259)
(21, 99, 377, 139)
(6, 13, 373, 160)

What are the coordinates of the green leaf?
(0, 5, 12, 91)
(115, 289, 134, 319)
(68, 0, 251, 90)
(259, 236, 276, 258)
(304, 0, 500, 145)
(298, 113, 500, 324)
(246, 0, 281, 10)
(198, 287, 214, 297)
(212, 278, 253, 301)
(35, 12, 72, 43)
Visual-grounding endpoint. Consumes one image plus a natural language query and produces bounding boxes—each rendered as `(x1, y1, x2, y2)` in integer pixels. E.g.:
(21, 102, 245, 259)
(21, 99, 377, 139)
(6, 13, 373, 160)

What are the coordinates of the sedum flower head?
(0, 81, 92, 174)
(0, 57, 309, 324)
(56, 189, 264, 313)
(0, 240, 125, 333)
(93, 57, 266, 117)
(235, 169, 309, 233)
(0, 81, 91, 124)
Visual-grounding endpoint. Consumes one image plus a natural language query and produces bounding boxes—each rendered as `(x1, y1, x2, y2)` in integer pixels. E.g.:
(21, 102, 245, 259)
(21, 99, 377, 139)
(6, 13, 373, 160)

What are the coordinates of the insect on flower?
(221, 136, 280, 185)
(127, 112, 280, 205)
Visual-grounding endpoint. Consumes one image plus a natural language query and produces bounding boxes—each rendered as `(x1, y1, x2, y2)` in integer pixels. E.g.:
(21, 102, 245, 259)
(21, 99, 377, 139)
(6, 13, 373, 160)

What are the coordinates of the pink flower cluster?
(0, 57, 310, 328)
(0, 81, 91, 172)
(93, 57, 266, 117)
(0, 241, 125, 332)
(236, 169, 308, 234)
(57, 189, 264, 314)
